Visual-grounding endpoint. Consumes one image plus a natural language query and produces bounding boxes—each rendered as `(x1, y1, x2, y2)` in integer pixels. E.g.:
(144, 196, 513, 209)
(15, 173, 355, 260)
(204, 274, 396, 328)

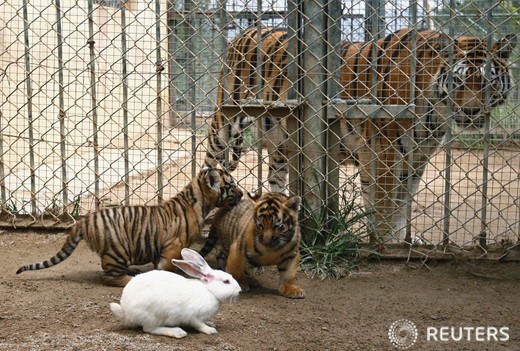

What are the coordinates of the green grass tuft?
(299, 173, 376, 280)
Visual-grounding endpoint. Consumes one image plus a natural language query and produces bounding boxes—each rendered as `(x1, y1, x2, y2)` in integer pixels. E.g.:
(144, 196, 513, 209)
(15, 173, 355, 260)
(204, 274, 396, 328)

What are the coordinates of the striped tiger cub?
(16, 166, 243, 287)
(199, 192, 305, 299)
(205, 26, 517, 241)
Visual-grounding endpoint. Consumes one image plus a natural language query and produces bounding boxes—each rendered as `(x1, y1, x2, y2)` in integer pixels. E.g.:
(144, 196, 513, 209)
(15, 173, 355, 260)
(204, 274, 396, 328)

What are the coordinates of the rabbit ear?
(180, 248, 212, 272)
(171, 259, 214, 283)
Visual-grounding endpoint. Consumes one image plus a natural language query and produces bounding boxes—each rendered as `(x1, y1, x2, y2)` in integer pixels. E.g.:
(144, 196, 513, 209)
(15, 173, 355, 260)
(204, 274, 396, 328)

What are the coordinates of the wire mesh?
(0, 0, 518, 258)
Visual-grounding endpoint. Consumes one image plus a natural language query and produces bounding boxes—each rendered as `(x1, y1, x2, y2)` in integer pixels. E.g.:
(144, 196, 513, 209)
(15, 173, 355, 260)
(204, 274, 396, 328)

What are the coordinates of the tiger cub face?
(201, 166, 243, 208)
(220, 192, 305, 298)
(251, 192, 301, 249)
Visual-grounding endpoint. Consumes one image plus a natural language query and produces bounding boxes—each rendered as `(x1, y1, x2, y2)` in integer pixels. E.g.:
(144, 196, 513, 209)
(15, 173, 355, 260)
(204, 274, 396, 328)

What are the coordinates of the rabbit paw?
(143, 326, 188, 338)
(195, 322, 218, 335)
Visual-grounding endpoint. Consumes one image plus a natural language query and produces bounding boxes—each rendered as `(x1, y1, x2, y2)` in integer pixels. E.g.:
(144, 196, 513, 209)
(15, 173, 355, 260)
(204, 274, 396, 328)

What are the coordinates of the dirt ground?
(1, 230, 519, 351)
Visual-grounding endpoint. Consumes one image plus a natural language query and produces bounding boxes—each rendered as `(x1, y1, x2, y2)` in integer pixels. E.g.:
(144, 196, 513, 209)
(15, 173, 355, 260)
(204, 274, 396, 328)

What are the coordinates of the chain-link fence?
(1, 0, 519, 258)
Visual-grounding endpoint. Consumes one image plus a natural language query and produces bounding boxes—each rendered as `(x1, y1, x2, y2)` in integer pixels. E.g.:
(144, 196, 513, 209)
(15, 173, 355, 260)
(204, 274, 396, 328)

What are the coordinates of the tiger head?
(250, 192, 301, 248)
(434, 33, 517, 129)
(200, 165, 243, 208)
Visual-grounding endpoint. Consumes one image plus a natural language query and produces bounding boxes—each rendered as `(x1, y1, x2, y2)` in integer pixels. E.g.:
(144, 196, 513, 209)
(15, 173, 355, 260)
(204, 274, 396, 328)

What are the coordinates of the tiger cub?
(200, 192, 305, 299)
(16, 166, 243, 287)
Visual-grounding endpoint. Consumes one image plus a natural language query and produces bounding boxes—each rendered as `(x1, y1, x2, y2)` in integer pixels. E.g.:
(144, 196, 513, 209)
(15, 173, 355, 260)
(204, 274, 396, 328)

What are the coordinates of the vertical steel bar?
(255, 0, 263, 193)
(404, 6, 419, 242)
(87, 0, 101, 210)
(368, 0, 379, 240)
(219, 0, 229, 103)
(300, 0, 328, 235)
(22, 0, 36, 216)
(167, 1, 177, 127)
(422, 0, 433, 28)
(0, 110, 4, 202)
(286, 0, 300, 103)
(326, 0, 342, 217)
(184, 0, 197, 177)
(479, 2, 495, 247)
(442, 11, 456, 245)
(286, 0, 302, 197)
(55, 0, 68, 214)
(155, 0, 164, 202)
(120, 2, 130, 205)
(255, 0, 263, 99)
(0, 2, 4, 203)
(219, 0, 231, 169)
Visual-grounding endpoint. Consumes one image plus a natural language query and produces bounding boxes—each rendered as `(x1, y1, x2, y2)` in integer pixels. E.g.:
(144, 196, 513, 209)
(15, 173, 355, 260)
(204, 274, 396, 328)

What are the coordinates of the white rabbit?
(109, 248, 241, 338)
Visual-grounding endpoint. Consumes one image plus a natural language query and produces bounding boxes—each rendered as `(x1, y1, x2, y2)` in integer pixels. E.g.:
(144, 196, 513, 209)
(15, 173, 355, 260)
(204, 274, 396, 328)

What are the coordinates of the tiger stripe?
(200, 192, 305, 298)
(16, 166, 243, 286)
(205, 26, 517, 241)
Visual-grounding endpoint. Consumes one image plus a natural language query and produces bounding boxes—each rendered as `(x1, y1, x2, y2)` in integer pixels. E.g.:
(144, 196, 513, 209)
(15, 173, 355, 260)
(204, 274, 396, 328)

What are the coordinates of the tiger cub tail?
(198, 225, 219, 258)
(199, 222, 230, 270)
(16, 227, 83, 274)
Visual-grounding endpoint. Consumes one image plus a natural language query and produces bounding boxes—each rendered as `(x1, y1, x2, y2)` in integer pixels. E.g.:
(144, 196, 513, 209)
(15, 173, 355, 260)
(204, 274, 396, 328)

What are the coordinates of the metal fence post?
(22, 0, 36, 216)
(297, 0, 341, 237)
(155, 0, 164, 203)
(325, 0, 343, 221)
(442, 11, 456, 246)
(120, 3, 130, 206)
(55, 0, 69, 215)
(0, 110, 4, 203)
(479, 1, 497, 247)
(287, 0, 302, 199)
(87, 0, 101, 210)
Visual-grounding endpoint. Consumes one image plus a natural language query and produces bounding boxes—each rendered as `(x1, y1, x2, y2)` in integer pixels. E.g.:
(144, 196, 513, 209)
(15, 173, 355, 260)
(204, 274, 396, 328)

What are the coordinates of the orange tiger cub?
(199, 192, 305, 299)
(16, 166, 243, 287)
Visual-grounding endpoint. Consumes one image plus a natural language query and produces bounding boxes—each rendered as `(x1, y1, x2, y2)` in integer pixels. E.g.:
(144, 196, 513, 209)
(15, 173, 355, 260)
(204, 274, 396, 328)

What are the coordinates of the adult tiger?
(205, 26, 517, 240)
(16, 166, 243, 286)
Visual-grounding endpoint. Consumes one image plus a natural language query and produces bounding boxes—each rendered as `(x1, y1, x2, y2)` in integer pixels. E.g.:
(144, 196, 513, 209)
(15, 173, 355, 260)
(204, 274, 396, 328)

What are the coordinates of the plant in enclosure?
(299, 173, 376, 280)
(71, 194, 82, 218)
(43, 197, 61, 217)
(1, 199, 21, 217)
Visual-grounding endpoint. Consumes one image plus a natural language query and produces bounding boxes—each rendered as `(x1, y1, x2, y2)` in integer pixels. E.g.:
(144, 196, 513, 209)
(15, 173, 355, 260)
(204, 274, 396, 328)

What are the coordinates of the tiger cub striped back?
(16, 166, 243, 287)
(200, 192, 305, 299)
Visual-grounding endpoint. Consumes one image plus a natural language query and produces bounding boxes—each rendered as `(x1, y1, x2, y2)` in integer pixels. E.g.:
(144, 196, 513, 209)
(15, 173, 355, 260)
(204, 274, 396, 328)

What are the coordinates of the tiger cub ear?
(201, 164, 214, 172)
(204, 168, 222, 191)
(493, 34, 517, 59)
(285, 195, 301, 213)
(247, 192, 261, 201)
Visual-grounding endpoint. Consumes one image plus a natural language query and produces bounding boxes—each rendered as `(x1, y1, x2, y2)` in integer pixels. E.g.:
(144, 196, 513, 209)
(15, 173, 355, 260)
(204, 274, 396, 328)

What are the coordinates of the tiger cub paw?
(238, 276, 259, 293)
(280, 284, 306, 299)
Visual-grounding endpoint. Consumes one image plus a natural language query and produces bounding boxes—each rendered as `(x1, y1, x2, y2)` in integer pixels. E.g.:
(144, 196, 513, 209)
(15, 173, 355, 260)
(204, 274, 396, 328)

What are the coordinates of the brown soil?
(1, 230, 519, 351)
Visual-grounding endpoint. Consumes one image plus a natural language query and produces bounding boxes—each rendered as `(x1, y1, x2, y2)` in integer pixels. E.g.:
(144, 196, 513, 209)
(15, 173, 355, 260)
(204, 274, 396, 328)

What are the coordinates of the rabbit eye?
(224, 279, 230, 284)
